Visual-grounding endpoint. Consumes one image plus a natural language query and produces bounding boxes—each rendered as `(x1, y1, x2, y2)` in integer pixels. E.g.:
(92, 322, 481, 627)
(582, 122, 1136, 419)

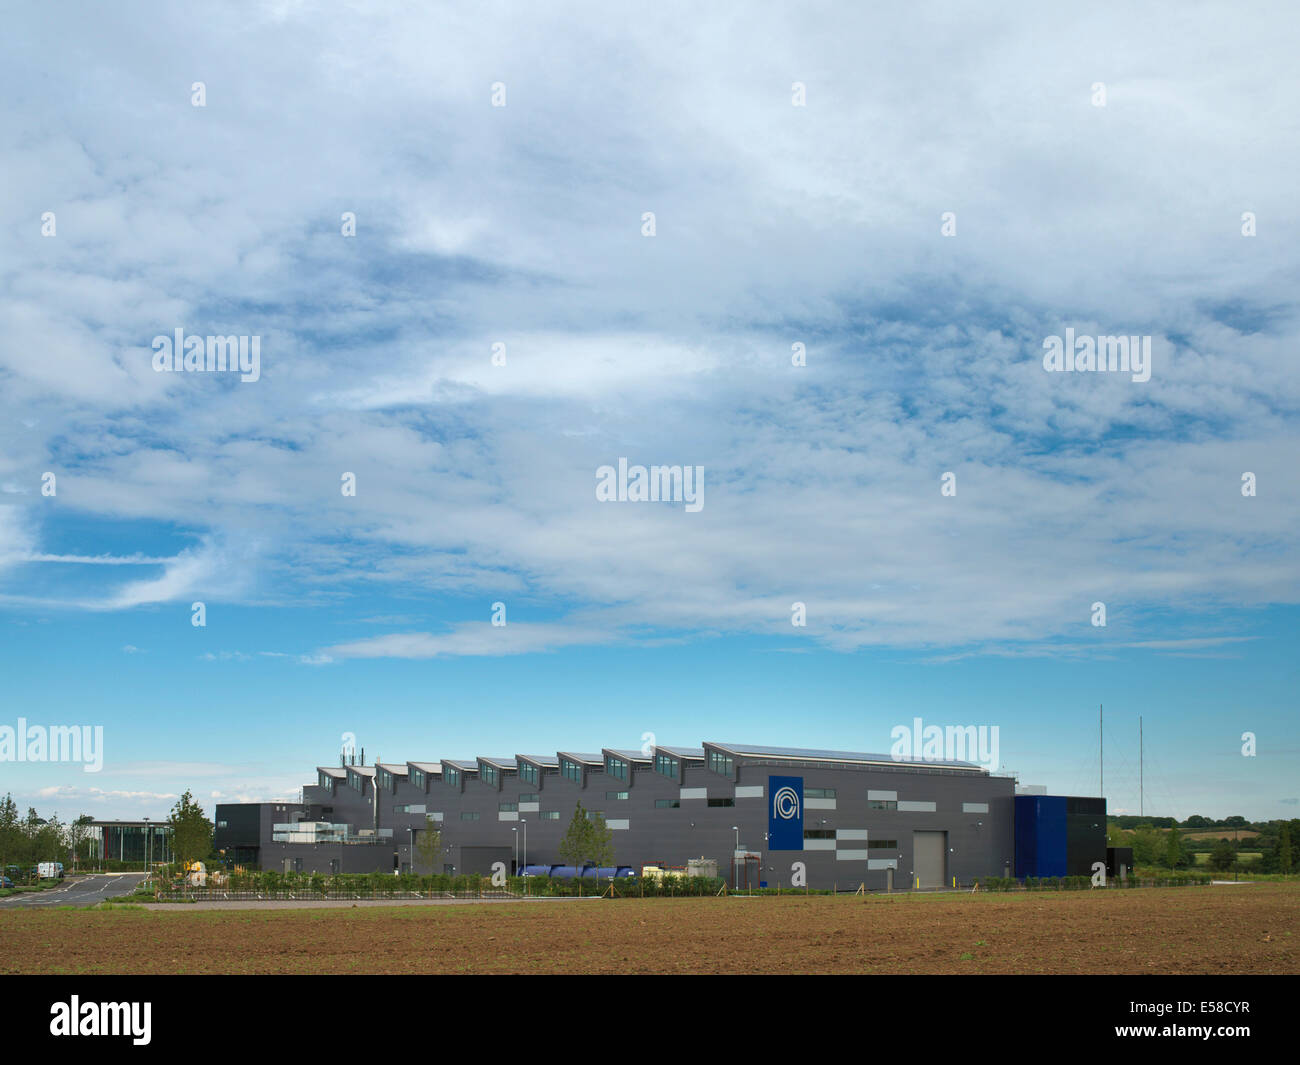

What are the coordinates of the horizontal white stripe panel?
(962, 802, 989, 813)
(498, 812, 518, 821)
(606, 819, 629, 830)
(806, 797, 836, 810)
(430, 813, 444, 822)
(836, 829, 869, 841)
(836, 849, 869, 861)
(519, 802, 539, 812)
(803, 839, 835, 850)
(898, 800, 936, 812)
(679, 788, 707, 799)
(867, 790, 897, 801)
(734, 785, 764, 798)
(868, 859, 899, 870)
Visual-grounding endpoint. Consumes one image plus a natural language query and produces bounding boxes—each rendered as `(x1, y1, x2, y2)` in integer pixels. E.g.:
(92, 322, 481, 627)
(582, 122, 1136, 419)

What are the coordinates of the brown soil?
(3, 883, 1296, 975)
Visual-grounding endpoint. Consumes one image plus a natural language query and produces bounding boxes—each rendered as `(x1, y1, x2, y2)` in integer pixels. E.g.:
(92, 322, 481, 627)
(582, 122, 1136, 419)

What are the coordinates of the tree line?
(0, 789, 213, 874)
(1109, 818, 1297, 873)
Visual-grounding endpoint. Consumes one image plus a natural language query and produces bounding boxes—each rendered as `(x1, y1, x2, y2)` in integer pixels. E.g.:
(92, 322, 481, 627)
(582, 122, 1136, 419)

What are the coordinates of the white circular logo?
(773, 786, 800, 820)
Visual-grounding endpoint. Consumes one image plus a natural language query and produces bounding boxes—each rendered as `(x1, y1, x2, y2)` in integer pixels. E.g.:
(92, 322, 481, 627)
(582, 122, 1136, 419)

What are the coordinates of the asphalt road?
(0, 873, 148, 908)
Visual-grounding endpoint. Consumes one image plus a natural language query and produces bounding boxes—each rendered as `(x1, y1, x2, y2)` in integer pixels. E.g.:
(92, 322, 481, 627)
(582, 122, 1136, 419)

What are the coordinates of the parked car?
(0, 876, 14, 889)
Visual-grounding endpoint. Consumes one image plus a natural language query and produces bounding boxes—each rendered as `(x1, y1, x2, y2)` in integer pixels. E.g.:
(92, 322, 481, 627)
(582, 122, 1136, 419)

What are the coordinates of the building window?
(520, 763, 538, 785)
(481, 764, 498, 786)
(605, 755, 628, 781)
(606, 791, 629, 801)
(707, 797, 735, 807)
(445, 767, 459, 787)
(410, 768, 425, 789)
(217, 820, 228, 829)
(803, 829, 835, 839)
(868, 840, 898, 850)
(869, 799, 897, 810)
(560, 758, 583, 784)
(654, 799, 680, 809)
(499, 802, 518, 812)
(519, 793, 539, 803)
(541, 811, 560, 820)
(654, 753, 679, 779)
(806, 787, 836, 799)
(708, 750, 734, 776)
(584, 810, 604, 820)
(460, 811, 479, 821)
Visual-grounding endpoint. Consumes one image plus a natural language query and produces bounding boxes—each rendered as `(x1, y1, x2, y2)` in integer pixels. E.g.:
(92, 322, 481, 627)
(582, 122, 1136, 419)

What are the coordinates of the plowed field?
(3, 884, 1296, 974)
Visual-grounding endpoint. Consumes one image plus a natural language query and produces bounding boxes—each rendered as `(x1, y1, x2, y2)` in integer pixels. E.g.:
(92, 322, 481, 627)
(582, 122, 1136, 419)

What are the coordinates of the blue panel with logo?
(768, 775, 804, 850)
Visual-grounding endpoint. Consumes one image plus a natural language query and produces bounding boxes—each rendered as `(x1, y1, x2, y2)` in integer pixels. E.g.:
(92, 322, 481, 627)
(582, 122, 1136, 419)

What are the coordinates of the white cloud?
(0, 2, 1295, 655)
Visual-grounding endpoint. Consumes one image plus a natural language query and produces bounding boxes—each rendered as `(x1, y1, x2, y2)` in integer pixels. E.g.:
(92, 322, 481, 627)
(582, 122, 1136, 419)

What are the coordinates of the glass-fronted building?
(85, 820, 174, 865)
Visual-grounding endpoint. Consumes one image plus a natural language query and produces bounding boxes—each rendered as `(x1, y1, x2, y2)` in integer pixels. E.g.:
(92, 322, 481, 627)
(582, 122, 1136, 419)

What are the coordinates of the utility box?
(687, 857, 717, 879)
(1106, 847, 1134, 881)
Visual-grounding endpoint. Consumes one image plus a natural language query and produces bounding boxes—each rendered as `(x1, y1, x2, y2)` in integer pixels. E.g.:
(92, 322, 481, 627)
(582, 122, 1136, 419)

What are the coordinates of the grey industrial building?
(212, 741, 1076, 890)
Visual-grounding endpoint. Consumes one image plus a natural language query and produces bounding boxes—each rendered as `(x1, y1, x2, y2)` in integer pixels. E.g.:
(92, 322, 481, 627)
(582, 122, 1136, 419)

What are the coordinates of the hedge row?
(979, 872, 1212, 891)
(157, 870, 729, 898)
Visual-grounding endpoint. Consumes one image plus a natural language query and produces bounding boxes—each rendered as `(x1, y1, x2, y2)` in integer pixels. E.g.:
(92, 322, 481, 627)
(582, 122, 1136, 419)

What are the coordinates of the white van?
(38, 861, 64, 880)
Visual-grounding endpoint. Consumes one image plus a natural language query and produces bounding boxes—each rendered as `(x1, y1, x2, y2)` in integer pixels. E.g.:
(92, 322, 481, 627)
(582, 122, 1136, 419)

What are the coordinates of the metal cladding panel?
(1015, 795, 1067, 877)
(1014, 795, 1036, 877)
(1066, 812, 1107, 876)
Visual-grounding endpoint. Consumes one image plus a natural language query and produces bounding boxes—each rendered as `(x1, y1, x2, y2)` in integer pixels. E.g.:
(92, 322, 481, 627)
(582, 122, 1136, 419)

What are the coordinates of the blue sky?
(0, 2, 1296, 822)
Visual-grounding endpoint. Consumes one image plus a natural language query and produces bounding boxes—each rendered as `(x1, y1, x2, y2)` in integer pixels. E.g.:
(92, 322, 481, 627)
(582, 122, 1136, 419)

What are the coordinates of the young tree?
(67, 815, 95, 871)
(35, 812, 65, 864)
(168, 790, 213, 865)
(585, 810, 614, 869)
(558, 802, 590, 870)
(415, 816, 443, 874)
(1208, 839, 1236, 872)
(0, 794, 21, 878)
(1279, 824, 1293, 875)
(1130, 825, 1161, 866)
(558, 802, 614, 870)
(1164, 827, 1186, 870)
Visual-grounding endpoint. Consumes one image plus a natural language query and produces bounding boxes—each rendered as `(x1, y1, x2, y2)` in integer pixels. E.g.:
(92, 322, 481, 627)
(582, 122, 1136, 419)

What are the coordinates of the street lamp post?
(512, 827, 518, 875)
(521, 819, 527, 870)
(731, 826, 740, 891)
